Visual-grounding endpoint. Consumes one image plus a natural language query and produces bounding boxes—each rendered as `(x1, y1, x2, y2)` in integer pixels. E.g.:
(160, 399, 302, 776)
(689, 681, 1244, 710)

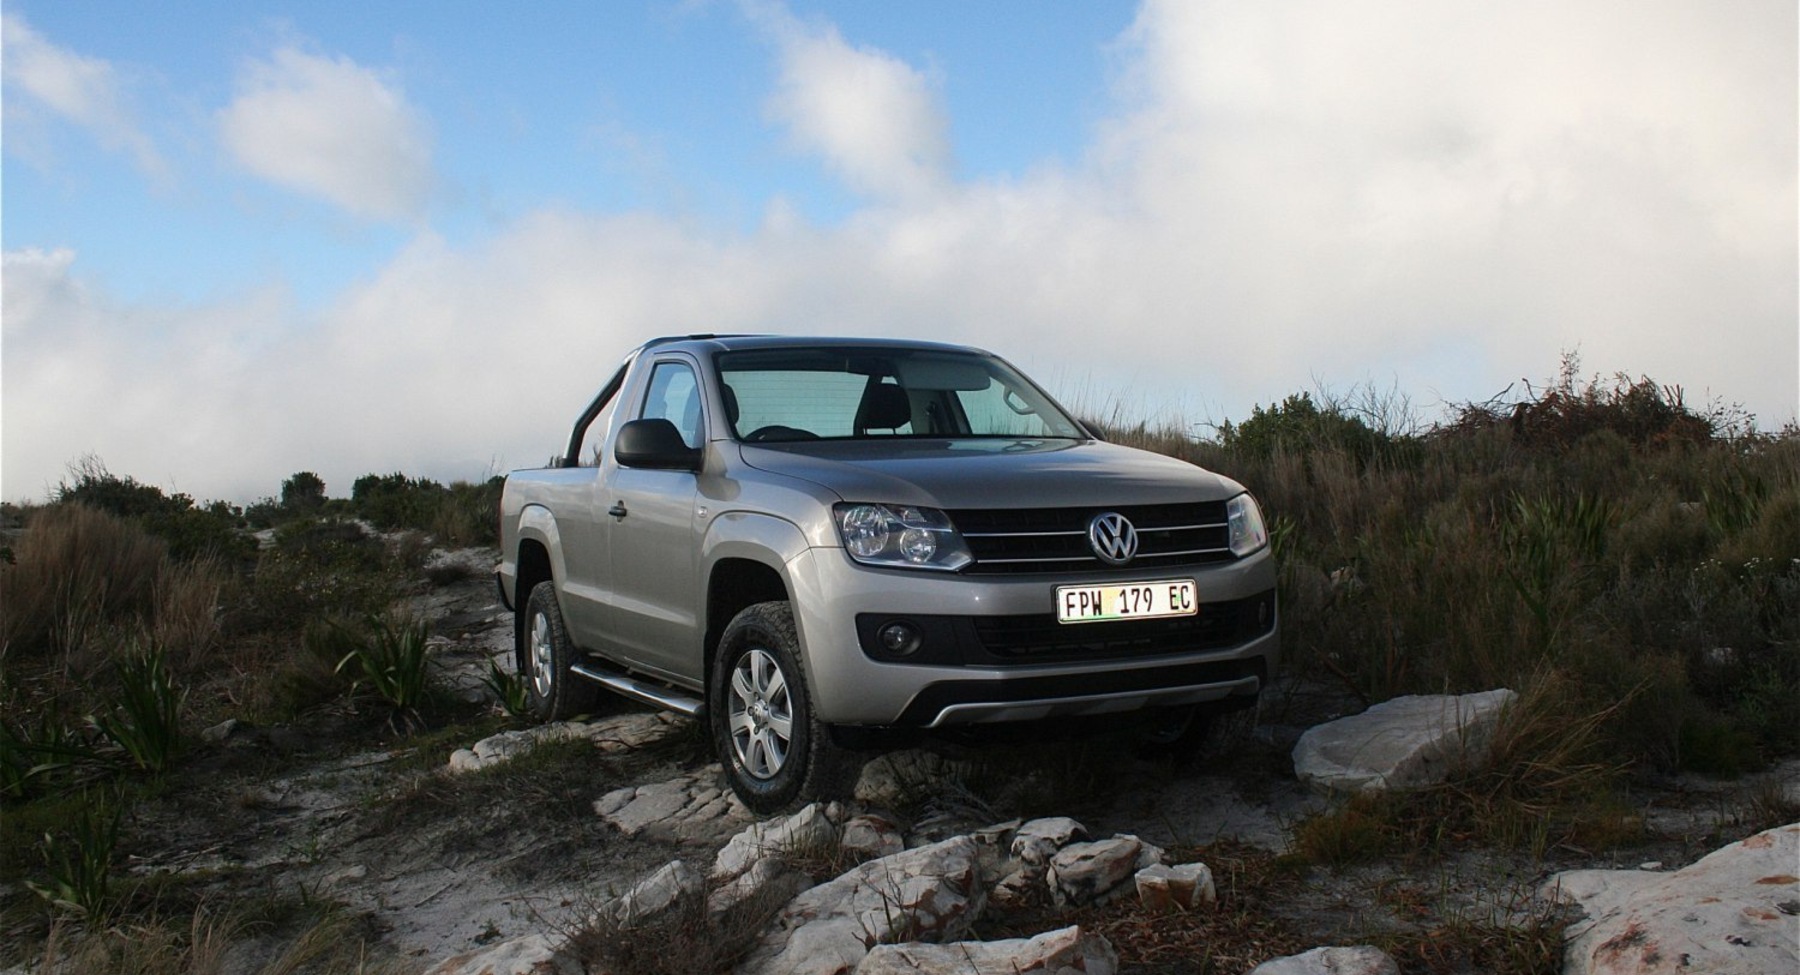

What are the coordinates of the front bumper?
(786, 545, 1280, 727)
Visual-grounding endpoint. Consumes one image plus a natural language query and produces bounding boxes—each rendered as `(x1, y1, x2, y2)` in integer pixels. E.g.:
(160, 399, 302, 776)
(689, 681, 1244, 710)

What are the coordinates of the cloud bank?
(3, 0, 1794, 504)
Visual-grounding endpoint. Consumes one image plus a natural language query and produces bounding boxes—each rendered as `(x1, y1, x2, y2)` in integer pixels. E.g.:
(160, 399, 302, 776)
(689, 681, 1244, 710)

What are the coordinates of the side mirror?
(615, 418, 702, 471)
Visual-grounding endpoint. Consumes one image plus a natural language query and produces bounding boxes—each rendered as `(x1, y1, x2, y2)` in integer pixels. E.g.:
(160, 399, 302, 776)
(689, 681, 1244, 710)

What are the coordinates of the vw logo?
(1087, 512, 1139, 565)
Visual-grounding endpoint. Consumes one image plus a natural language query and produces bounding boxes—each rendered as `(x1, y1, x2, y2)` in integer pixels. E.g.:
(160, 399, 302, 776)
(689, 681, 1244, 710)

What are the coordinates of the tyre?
(1135, 704, 1215, 761)
(710, 601, 842, 813)
(522, 581, 601, 721)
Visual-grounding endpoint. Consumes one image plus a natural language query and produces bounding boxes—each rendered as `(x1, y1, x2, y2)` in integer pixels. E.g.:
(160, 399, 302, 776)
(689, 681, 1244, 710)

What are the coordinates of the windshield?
(716, 348, 1084, 443)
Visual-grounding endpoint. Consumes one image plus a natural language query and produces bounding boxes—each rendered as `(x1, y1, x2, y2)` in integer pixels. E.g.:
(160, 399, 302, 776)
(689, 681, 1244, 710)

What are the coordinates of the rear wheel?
(523, 582, 601, 721)
(710, 601, 842, 813)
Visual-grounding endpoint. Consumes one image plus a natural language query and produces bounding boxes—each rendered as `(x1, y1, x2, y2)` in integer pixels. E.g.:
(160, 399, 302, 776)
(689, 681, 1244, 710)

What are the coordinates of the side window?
(640, 361, 704, 449)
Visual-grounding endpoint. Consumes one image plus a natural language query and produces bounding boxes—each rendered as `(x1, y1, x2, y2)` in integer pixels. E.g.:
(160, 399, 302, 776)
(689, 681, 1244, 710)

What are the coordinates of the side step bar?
(569, 660, 706, 718)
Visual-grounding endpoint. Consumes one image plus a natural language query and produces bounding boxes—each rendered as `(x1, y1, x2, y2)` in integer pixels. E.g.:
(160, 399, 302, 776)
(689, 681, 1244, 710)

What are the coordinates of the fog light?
(878, 621, 922, 657)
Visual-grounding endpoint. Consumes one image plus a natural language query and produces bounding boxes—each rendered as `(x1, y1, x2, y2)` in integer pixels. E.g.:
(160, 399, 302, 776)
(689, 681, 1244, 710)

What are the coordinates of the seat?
(855, 383, 912, 434)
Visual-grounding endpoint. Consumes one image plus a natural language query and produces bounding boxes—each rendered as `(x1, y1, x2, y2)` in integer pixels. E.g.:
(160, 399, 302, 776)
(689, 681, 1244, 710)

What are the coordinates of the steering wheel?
(743, 425, 819, 443)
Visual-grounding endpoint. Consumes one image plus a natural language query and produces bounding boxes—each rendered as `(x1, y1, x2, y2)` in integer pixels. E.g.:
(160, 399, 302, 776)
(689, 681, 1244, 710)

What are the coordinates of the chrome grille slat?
(948, 502, 1236, 576)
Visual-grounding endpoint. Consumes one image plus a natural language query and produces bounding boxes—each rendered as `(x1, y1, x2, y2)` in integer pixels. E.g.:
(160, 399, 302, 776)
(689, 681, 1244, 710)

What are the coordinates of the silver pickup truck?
(497, 335, 1278, 811)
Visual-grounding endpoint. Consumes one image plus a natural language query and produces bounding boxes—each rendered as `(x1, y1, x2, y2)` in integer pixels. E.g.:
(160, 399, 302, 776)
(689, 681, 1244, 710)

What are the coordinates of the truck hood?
(735, 438, 1242, 510)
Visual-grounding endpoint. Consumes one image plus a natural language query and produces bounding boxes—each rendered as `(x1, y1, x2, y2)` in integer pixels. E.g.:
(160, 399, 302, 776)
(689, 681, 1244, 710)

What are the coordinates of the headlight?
(834, 503, 972, 571)
(1226, 493, 1269, 557)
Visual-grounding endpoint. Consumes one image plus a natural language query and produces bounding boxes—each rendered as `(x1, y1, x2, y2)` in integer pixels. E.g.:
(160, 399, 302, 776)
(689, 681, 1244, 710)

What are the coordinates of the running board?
(568, 660, 706, 718)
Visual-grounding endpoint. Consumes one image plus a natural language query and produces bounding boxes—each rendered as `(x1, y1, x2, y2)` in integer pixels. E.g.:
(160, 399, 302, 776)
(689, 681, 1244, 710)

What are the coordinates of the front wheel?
(523, 582, 601, 721)
(710, 601, 842, 813)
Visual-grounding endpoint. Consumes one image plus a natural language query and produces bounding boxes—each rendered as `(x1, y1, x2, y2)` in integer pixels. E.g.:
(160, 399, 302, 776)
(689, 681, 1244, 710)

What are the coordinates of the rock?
(605, 859, 703, 927)
(597, 767, 752, 842)
(709, 857, 814, 918)
(853, 749, 961, 806)
(1247, 946, 1399, 975)
(1546, 821, 1800, 975)
(714, 803, 840, 881)
(839, 814, 906, 862)
(736, 836, 985, 975)
(1135, 862, 1216, 912)
(449, 712, 686, 774)
(423, 934, 579, 975)
(1291, 689, 1516, 793)
(201, 718, 241, 743)
(1048, 835, 1165, 907)
(1012, 817, 1090, 866)
(854, 925, 1118, 975)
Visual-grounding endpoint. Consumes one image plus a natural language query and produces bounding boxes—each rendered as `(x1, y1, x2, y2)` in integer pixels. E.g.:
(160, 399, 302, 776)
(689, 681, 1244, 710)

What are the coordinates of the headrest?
(857, 383, 912, 431)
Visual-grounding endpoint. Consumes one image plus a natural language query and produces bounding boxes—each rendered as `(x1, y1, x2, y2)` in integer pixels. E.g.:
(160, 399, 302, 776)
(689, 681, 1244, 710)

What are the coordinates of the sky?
(3, 0, 1795, 505)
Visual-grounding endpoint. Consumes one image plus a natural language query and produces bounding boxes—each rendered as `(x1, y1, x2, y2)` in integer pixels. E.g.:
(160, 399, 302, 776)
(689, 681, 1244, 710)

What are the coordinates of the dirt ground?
(6, 547, 1793, 972)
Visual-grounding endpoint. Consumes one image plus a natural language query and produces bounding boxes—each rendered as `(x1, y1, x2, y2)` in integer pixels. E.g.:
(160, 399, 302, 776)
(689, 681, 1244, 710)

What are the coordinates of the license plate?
(1056, 579, 1198, 624)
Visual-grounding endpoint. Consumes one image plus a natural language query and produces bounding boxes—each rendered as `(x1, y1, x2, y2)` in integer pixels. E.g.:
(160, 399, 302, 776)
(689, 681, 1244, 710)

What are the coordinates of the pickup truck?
(497, 335, 1278, 812)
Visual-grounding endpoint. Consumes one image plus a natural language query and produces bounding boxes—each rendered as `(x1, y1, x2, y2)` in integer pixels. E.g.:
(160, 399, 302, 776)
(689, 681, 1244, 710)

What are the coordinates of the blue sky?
(4, 0, 1796, 503)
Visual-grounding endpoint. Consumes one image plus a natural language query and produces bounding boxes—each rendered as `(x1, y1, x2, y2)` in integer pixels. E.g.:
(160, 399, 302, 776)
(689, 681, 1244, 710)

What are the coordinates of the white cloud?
(1, 13, 164, 175)
(3, 0, 1794, 504)
(217, 46, 433, 221)
(751, 3, 952, 201)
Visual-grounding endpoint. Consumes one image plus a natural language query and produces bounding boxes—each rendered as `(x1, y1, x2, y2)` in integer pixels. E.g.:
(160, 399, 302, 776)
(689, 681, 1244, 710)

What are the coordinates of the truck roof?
(636, 333, 995, 357)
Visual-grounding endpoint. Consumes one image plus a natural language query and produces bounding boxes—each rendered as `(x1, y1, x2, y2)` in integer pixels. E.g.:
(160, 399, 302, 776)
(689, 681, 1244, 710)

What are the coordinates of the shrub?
(0, 504, 168, 664)
(55, 458, 252, 564)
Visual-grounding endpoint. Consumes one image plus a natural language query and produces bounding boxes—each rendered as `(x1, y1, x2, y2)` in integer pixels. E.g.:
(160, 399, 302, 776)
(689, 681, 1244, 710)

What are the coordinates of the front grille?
(949, 502, 1235, 575)
(971, 591, 1275, 660)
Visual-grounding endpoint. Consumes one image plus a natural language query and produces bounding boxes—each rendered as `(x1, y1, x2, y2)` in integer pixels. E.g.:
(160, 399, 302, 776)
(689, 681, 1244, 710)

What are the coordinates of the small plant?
(27, 787, 121, 916)
(477, 658, 532, 719)
(0, 712, 101, 802)
(335, 615, 436, 721)
(90, 644, 186, 774)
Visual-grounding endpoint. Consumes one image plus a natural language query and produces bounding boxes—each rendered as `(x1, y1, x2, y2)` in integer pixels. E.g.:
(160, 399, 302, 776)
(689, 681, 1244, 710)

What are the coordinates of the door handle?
(608, 501, 628, 519)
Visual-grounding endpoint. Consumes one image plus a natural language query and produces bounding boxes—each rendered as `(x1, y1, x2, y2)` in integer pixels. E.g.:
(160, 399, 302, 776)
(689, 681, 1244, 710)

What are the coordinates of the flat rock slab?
(596, 766, 752, 843)
(448, 712, 685, 773)
(1547, 821, 1800, 975)
(854, 925, 1118, 975)
(1292, 689, 1515, 793)
(1247, 946, 1399, 975)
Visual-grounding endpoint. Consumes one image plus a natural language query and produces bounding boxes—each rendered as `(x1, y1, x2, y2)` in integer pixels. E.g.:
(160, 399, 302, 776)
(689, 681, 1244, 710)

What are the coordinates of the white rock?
(1012, 817, 1090, 866)
(1048, 835, 1164, 908)
(854, 925, 1118, 975)
(605, 859, 702, 927)
(423, 933, 579, 975)
(598, 767, 753, 841)
(1247, 946, 1399, 975)
(735, 836, 984, 975)
(840, 814, 906, 862)
(1547, 821, 1800, 975)
(1291, 689, 1516, 793)
(714, 803, 839, 881)
(708, 856, 813, 918)
(201, 718, 240, 743)
(1135, 862, 1216, 912)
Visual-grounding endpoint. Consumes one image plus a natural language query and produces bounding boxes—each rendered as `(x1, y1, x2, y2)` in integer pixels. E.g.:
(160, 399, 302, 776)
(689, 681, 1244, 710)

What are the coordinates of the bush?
(349, 472, 502, 546)
(55, 459, 252, 564)
(0, 505, 169, 664)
